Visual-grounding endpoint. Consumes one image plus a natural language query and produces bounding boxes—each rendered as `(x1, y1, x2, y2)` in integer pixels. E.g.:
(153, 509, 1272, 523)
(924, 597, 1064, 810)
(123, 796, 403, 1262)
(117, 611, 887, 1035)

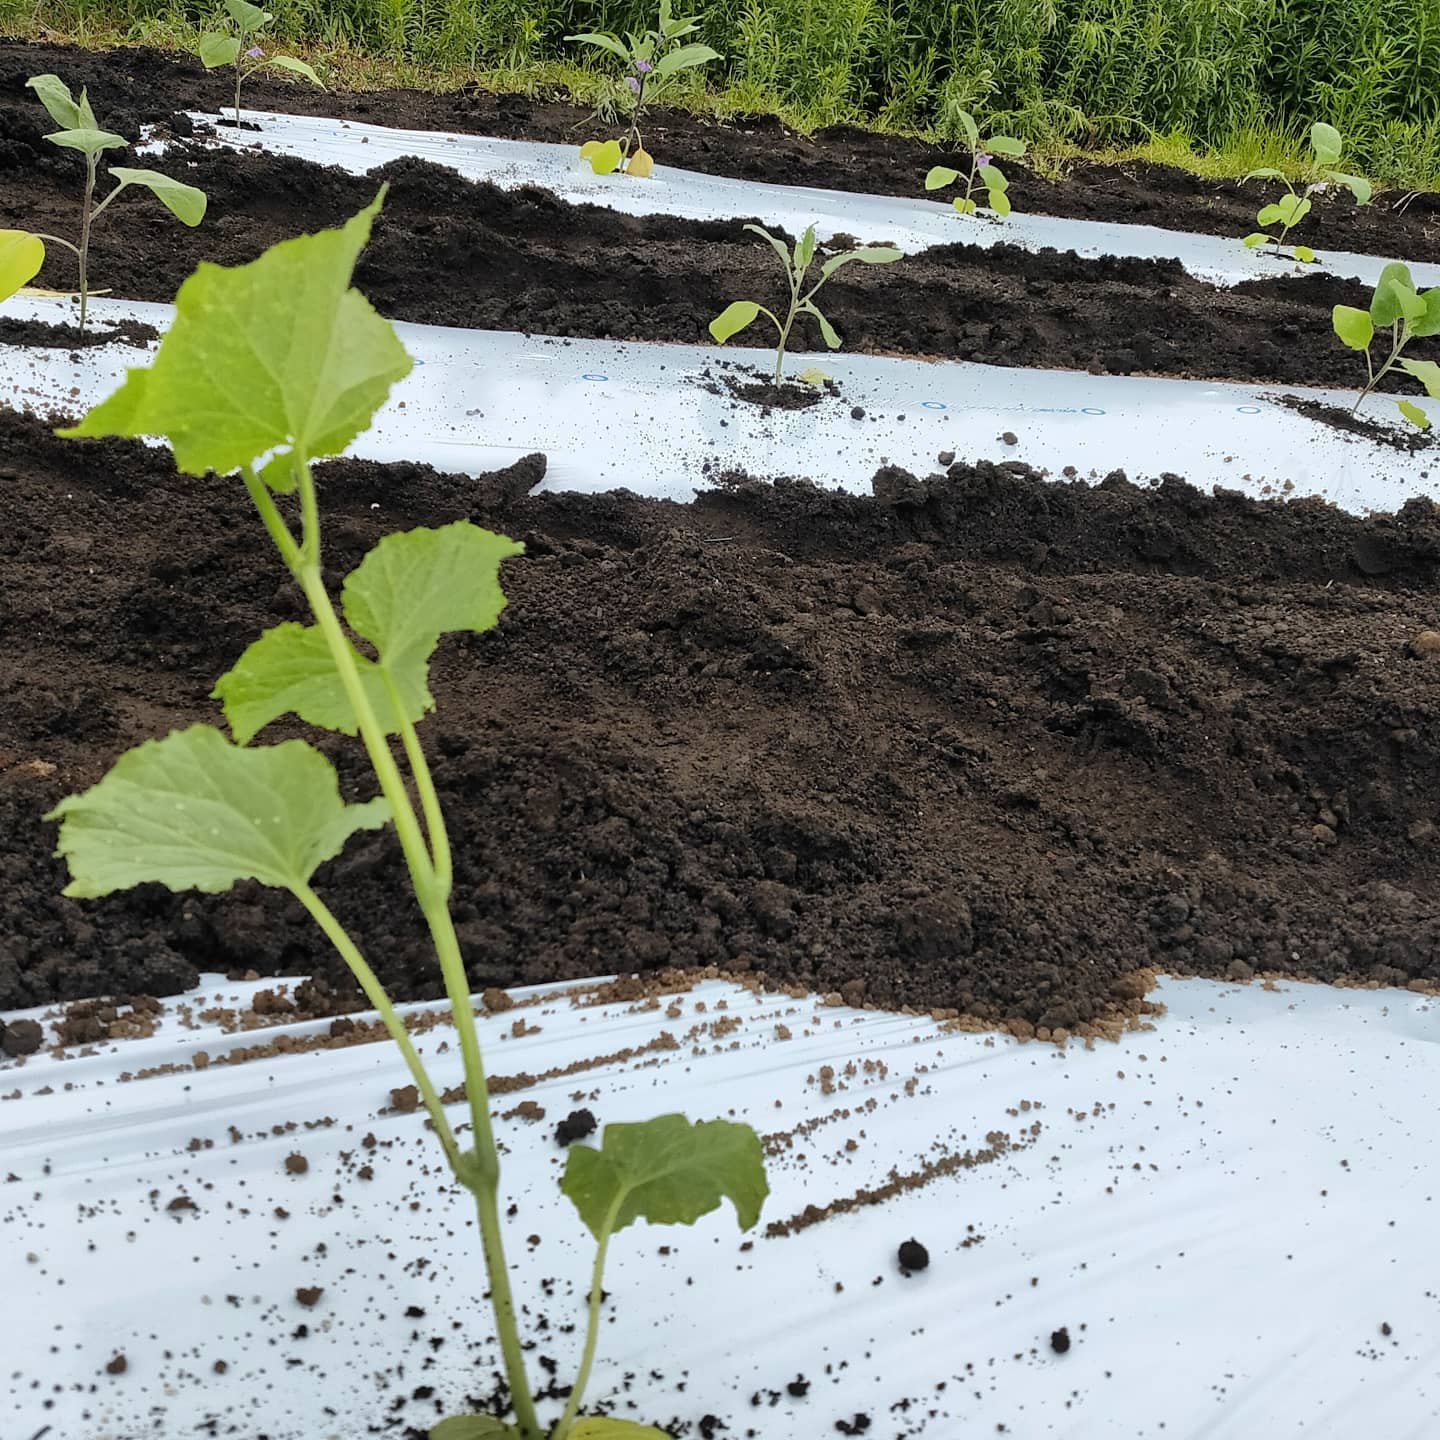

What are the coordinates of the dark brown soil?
(2, 47, 1438, 395)
(3, 408, 1440, 1027)
(3, 38, 1438, 261)
(1276, 394, 1437, 452)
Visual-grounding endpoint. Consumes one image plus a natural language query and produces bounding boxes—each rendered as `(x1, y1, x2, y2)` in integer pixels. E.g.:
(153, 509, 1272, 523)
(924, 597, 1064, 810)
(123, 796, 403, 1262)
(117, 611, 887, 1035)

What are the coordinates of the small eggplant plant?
(0, 75, 207, 334)
(923, 108, 1027, 218)
(1333, 262, 1440, 429)
(1242, 122, 1371, 264)
(709, 223, 903, 386)
(47, 192, 767, 1440)
(568, 0, 721, 177)
(200, 0, 323, 126)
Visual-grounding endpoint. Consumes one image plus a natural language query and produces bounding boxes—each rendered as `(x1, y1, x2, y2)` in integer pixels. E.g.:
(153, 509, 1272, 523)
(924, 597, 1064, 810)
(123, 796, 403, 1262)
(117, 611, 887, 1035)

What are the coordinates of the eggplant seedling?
(1333, 262, 1440, 429)
(48, 192, 767, 1440)
(709, 224, 904, 386)
(200, 0, 323, 126)
(1, 75, 207, 334)
(1242, 123, 1370, 264)
(568, 0, 721, 176)
(924, 108, 1027, 218)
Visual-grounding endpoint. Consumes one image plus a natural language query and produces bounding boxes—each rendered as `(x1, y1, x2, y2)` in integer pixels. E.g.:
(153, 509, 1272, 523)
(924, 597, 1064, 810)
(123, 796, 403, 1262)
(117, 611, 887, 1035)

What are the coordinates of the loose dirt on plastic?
(3, 406, 1440, 1028)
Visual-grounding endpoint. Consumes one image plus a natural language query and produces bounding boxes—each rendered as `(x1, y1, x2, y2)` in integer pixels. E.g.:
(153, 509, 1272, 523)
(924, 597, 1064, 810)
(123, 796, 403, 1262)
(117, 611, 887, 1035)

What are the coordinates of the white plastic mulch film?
(177, 111, 1440, 292)
(3, 291, 1436, 517)
(2, 972, 1437, 1438)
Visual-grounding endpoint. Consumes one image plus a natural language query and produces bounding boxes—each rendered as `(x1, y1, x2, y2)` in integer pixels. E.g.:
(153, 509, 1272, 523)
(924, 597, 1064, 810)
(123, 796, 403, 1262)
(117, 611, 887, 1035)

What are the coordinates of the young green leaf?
(819, 245, 903, 278)
(794, 225, 816, 272)
(213, 622, 388, 744)
(1397, 399, 1431, 430)
(1412, 289, 1440, 339)
(1242, 167, 1286, 181)
(977, 164, 1008, 192)
(566, 31, 631, 60)
(1292, 244, 1316, 263)
(46, 725, 389, 898)
(1332, 305, 1373, 350)
(1326, 172, 1371, 205)
(653, 42, 721, 76)
(427, 1417, 522, 1440)
(266, 55, 325, 87)
(985, 135, 1027, 157)
(801, 300, 841, 349)
(214, 523, 522, 743)
(957, 108, 980, 146)
(571, 1420, 672, 1439)
(924, 165, 960, 190)
(60, 192, 411, 479)
(742, 222, 794, 270)
(1241, 232, 1270, 248)
(0, 229, 45, 303)
(107, 169, 208, 225)
(1310, 121, 1343, 166)
(560, 1114, 767, 1240)
(45, 127, 127, 156)
(1369, 262, 1415, 326)
(1400, 358, 1440, 398)
(200, 33, 242, 67)
(224, 0, 272, 29)
(709, 299, 761, 343)
(25, 73, 85, 129)
(954, 196, 978, 215)
(580, 138, 624, 175)
(988, 188, 1013, 218)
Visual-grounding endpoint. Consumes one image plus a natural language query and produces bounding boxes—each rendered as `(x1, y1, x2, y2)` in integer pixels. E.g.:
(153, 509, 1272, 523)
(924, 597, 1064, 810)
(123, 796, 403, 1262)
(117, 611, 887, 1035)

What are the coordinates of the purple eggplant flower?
(633, 58, 653, 73)
(974, 151, 993, 170)
(625, 75, 642, 95)
(245, 45, 265, 58)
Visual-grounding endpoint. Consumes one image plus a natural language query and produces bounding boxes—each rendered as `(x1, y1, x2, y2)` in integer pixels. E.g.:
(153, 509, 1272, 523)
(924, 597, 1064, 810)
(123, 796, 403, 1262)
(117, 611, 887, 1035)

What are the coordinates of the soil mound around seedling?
(1274, 394, 1437, 452)
(2, 409, 1440, 1024)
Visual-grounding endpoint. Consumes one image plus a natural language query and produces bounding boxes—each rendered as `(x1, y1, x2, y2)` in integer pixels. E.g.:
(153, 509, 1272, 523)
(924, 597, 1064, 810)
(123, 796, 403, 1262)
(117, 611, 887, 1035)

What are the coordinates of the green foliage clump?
(1333, 262, 1440, 429)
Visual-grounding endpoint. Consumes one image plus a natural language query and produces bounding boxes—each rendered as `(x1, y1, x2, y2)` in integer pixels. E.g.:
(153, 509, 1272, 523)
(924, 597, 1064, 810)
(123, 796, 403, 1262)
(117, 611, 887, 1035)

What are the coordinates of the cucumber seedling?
(709, 223, 904, 386)
(48, 192, 767, 1440)
(1242, 123, 1371, 264)
(1333, 262, 1440, 429)
(200, 0, 323, 126)
(568, 0, 721, 177)
(0, 75, 206, 334)
(924, 108, 1027, 218)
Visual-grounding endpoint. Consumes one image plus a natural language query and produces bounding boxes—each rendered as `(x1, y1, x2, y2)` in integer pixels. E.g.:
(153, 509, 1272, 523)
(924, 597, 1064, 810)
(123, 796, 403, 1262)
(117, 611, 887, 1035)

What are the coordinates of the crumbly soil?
(3, 38, 1439, 262)
(3, 408, 1439, 1023)
(1, 49, 1438, 395)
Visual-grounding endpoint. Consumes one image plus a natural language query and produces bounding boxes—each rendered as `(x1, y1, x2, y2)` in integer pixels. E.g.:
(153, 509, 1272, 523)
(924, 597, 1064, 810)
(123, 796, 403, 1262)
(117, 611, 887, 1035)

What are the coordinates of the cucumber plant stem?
(239, 461, 543, 1440)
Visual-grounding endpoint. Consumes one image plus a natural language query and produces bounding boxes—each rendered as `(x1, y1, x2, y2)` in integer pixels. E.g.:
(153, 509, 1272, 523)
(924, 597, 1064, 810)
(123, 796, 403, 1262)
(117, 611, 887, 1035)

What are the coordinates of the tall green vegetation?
(11, 0, 1440, 183)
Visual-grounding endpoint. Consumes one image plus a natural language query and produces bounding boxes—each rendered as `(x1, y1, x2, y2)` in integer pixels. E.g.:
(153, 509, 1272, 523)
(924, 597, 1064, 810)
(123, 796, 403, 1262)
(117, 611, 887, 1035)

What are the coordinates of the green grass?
(5, 0, 1439, 189)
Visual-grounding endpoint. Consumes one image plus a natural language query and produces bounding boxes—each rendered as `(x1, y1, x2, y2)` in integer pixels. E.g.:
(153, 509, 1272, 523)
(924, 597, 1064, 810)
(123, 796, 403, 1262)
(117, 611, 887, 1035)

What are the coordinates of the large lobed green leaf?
(47, 725, 390, 897)
(560, 1114, 767, 1241)
(59, 191, 411, 480)
(213, 521, 522, 743)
